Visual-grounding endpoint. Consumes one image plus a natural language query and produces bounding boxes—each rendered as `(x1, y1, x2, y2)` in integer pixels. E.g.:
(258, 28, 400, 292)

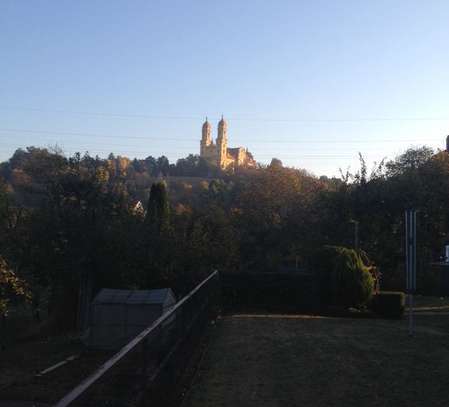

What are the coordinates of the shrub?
(0, 257, 31, 318)
(370, 291, 405, 319)
(313, 246, 374, 308)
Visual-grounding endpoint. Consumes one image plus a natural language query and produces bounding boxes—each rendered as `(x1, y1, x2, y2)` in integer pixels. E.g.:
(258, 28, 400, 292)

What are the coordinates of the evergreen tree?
(145, 182, 170, 234)
(142, 182, 173, 286)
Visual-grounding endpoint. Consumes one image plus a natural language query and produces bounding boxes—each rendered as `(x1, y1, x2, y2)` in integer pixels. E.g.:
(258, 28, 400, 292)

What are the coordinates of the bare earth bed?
(182, 312, 449, 407)
(0, 336, 111, 405)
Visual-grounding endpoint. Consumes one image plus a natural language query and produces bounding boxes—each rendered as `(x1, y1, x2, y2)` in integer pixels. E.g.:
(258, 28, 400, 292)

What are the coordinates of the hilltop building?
(200, 116, 256, 170)
(433, 135, 449, 162)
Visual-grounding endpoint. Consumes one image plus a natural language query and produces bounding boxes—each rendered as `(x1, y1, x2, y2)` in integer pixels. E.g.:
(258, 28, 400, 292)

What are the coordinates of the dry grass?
(2, 296, 449, 406)
(183, 312, 449, 407)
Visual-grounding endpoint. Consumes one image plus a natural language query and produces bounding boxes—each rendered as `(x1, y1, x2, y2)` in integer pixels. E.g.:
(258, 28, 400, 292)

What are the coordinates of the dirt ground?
(182, 310, 449, 407)
(0, 335, 111, 404)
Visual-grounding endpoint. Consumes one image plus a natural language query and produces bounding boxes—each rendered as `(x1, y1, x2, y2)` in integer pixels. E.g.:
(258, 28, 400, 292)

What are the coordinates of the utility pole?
(350, 220, 359, 251)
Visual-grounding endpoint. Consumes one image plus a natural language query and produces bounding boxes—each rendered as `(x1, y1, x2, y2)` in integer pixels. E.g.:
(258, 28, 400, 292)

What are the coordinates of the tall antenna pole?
(405, 209, 417, 337)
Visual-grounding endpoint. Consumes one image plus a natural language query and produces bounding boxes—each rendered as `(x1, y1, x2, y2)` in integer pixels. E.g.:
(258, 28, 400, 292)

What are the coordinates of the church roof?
(227, 148, 240, 159)
(227, 147, 255, 162)
(218, 115, 227, 128)
(202, 117, 211, 130)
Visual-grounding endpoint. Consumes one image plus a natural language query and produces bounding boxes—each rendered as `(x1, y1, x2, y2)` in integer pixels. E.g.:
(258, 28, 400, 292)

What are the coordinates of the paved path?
(182, 314, 449, 407)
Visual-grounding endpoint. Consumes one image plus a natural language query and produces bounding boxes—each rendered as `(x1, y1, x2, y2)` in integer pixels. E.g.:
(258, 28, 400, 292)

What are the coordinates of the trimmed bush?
(313, 246, 374, 308)
(370, 291, 405, 319)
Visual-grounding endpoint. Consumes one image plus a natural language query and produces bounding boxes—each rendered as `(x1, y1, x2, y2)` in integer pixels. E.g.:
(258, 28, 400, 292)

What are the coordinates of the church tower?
(217, 115, 228, 168)
(200, 117, 212, 156)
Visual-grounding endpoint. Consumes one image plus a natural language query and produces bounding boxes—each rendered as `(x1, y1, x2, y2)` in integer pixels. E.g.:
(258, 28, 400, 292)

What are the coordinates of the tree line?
(1, 145, 448, 330)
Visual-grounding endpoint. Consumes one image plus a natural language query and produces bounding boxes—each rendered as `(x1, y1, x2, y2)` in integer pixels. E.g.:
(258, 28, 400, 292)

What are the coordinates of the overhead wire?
(0, 107, 446, 163)
(2, 106, 449, 123)
(0, 128, 442, 144)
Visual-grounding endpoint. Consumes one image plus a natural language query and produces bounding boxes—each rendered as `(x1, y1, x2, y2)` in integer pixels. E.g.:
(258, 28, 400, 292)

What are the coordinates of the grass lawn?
(2, 296, 449, 406)
(182, 311, 449, 407)
(412, 295, 449, 312)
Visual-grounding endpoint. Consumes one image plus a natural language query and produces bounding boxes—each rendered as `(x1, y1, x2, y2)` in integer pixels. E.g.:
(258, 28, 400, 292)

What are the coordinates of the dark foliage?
(370, 291, 405, 319)
(221, 272, 320, 313)
(313, 246, 374, 308)
(1, 143, 448, 330)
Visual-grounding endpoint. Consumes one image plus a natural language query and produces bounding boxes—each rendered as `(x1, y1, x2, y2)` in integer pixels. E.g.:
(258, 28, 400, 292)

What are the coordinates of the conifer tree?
(145, 181, 170, 234)
(143, 182, 173, 286)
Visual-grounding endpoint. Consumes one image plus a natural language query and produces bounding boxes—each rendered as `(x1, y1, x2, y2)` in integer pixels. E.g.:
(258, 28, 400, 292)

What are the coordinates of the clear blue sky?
(1, 0, 449, 176)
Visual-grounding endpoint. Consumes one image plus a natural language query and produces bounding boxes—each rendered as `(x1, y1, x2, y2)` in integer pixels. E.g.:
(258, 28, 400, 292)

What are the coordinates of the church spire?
(217, 116, 228, 168)
(200, 117, 212, 157)
(218, 115, 227, 136)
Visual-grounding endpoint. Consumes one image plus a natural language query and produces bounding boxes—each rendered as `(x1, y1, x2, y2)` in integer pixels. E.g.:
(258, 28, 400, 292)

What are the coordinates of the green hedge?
(221, 272, 320, 313)
(370, 291, 405, 319)
(313, 246, 374, 308)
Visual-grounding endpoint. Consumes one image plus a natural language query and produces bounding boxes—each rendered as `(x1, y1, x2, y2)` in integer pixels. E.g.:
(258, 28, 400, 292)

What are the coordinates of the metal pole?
(405, 211, 411, 336)
(405, 209, 416, 337)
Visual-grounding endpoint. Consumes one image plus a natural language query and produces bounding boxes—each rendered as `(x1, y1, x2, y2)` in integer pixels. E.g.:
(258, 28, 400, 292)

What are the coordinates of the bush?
(313, 246, 374, 308)
(370, 291, 405, 319)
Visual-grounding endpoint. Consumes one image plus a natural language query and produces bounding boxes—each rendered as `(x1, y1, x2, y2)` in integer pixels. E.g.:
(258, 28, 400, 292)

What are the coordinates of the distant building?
(434, 135, 449, 160)
(200, 116, 256, 170)
(130, 200, 145, 217)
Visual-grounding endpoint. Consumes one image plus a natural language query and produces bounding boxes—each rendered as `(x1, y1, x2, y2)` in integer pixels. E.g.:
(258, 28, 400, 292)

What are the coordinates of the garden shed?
(88, 288, 176, 350)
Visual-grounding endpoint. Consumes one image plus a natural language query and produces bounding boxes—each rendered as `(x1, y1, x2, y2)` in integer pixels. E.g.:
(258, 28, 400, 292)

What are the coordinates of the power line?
(0, 147, 357, 158)
(2, 106, 449, 123)
(0, 141, 353, 154)
(0, 106, 201, 121)
(0, 142, 401, 156)
(0, 128, 195, 141)
(0, 145, 364, 159)
(0, 128, 442, 144)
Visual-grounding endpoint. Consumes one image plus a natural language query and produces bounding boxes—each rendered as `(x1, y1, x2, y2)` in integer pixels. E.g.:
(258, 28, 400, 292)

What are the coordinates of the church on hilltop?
(200, 116, 256, 169)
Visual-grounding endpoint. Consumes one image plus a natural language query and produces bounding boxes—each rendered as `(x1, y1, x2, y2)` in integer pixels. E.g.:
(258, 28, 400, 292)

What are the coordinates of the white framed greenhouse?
(88, 288, 176, 350)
